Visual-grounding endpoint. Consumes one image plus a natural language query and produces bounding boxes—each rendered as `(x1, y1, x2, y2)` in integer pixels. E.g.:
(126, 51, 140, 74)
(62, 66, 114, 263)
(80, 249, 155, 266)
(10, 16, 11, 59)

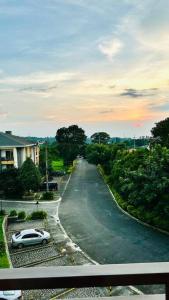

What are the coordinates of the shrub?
(0, 241, 5, 253)
(9, 210, 17, 217)
(120, 202, 127, 210)
(127, 205, 135, 214)
(30, 210, 47, 220)
(42, 192, 54, 200)
(18, 211, 26, 220)
(0, 210, 6, 216)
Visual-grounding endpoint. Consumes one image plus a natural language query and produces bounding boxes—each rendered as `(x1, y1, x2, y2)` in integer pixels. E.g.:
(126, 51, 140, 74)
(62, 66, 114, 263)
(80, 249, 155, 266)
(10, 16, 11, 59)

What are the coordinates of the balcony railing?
(0, 157, 14, 161)
(0, 263, 169, 299)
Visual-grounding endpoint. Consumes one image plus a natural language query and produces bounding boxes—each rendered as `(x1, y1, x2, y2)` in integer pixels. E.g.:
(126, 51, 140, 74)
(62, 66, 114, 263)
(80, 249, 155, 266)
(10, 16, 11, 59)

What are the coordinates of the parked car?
(51, 171, 66, 176)
(40, 182, 58, 191)
(11, 228, 50, 249)
(0, 290, 22, 300)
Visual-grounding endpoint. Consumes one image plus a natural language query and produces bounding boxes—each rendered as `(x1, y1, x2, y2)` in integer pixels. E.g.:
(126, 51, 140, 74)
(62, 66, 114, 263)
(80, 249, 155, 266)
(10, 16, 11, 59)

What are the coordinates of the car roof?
(0, 290, 22, 297)
(19, 228, 38, 235)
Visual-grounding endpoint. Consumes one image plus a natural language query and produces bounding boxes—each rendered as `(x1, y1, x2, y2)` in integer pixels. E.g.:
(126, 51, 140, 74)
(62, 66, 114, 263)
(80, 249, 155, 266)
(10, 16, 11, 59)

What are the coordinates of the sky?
(0, 0, 169, 138)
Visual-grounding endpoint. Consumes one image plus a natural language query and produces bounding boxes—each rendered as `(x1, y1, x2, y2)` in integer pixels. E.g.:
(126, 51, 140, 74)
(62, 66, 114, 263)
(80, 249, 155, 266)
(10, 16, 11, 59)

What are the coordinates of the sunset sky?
(0, 0, 169, 137)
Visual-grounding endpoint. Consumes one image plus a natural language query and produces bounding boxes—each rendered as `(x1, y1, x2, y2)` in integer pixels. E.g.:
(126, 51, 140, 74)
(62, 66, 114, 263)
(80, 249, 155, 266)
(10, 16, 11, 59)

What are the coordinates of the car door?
(21, 233, 33, 246)
(30, 233, 42, 245)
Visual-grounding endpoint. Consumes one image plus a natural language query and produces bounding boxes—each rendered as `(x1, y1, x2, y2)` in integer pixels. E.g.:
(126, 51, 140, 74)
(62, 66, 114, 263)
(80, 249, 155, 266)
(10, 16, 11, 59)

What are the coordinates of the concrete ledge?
(57, 296, 165, 300)
(2, 216, 12, 268)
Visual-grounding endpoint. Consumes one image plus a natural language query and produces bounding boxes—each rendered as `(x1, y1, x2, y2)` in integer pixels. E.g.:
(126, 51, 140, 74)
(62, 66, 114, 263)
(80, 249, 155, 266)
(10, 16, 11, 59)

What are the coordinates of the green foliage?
(18, 211, 26, 220)
(56, 125, 86, 164)
(9, 210, 17, 217)
(0, 168, 23, 198)
(19, 158, 41, 192)
(151, 117, 169, 147)
(42, 192, 54, 200)
(0, 210, 6, 216)
(52, 159, 64, 171)
(0, 217, 9, 268)
(0, 240, 5, 252)
(39, 142, 59, 175)
(91, 132, 110, 144)
(30, 210, 47, 220)
(88, 140, 169, 232)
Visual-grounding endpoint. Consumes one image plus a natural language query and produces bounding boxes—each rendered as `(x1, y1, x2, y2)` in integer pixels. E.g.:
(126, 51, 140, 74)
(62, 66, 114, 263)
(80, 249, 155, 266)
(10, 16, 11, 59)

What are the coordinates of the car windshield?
(35, 229, 44, 235)
(3, 291, 15, 295)
(15, 231, 21, 237)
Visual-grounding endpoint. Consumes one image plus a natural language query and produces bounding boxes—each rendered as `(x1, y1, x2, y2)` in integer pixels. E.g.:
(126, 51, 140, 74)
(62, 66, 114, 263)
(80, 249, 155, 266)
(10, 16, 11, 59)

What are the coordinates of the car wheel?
(42, 239, 47, 245)
(18, 243, 24, 249)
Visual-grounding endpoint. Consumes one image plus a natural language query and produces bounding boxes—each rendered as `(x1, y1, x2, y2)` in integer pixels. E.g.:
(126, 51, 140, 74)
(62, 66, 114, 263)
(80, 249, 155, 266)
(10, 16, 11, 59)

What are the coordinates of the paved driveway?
(59, 159, 169, 265)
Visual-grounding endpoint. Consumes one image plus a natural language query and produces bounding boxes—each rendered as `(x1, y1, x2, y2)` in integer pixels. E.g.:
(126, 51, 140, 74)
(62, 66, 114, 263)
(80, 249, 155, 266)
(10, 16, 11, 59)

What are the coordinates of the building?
(0, 131, 39, 170)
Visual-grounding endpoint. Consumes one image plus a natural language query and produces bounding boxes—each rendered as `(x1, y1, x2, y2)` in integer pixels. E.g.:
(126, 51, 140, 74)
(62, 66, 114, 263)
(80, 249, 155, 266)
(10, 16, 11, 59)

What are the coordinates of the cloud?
(0, 71, 77, 97)
(99, 109, 114, 114)
(120, 88, 158, 98)
(19, 84, 58, 94)
(149, 101, 169, 112)
(132, 122, 144, 128)
(0, 71, 76, 86)
(98, 38, 123, 60)
(0, 105, 8, 118)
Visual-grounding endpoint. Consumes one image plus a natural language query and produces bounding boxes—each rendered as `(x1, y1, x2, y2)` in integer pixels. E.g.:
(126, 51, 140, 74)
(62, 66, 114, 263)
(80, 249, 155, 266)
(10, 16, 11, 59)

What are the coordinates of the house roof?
(0, 132, 35, 147)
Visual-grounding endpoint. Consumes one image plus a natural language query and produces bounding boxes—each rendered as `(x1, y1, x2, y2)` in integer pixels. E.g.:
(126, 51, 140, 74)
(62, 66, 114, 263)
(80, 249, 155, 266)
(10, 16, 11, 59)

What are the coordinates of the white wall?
(13, 148, 18, 168)
(1, 150, 6, 158)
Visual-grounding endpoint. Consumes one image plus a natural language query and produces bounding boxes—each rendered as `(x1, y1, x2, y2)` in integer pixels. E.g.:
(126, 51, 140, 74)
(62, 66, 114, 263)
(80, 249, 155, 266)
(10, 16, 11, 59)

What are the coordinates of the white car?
(11, 228, 50, 248)
(0, 290, 22, 300)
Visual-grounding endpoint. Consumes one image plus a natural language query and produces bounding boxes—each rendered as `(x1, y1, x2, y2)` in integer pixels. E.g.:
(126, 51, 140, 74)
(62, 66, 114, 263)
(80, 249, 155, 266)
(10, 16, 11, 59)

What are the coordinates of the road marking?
(50, 288, 76, 299)
(18, 254, 64, 268)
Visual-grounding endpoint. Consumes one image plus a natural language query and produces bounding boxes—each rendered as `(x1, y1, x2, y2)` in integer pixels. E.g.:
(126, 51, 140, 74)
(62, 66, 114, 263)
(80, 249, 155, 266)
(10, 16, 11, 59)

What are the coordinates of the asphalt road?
(60, 159, 169, 265)
(1, 199, 58, 216)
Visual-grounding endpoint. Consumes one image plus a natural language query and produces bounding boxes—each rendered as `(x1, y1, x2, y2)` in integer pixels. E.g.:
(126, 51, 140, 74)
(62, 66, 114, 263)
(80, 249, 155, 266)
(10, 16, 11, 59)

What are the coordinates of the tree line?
(85, 117, 169, 232)
(1, 116, 169, 210)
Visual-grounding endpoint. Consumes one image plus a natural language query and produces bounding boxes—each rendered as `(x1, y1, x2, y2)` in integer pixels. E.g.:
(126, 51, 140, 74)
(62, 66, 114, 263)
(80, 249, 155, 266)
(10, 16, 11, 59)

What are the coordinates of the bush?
(18, 211, 26, 220)
(127, 205, 135, 214)
(9, 210, 17, 217)
(0, 210, 6, 216)
(42, 192, 54, 200)
(30, 210, 47, 220)
(0, 241, 5, 253)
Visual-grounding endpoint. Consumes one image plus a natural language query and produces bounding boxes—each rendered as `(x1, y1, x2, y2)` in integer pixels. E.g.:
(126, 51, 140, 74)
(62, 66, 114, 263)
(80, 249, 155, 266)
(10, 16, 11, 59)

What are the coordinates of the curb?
(0, 198, 61, 204)
(98, 165, 169, 237)
(2, 216, 12, 268)
(107, 184, 169, 237)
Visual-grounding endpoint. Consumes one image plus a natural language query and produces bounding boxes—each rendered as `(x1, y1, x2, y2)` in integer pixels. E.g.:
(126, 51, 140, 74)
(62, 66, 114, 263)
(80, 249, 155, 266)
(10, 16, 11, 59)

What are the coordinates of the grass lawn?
(0, 216, 9, 268)
(52, 159, 64, 171)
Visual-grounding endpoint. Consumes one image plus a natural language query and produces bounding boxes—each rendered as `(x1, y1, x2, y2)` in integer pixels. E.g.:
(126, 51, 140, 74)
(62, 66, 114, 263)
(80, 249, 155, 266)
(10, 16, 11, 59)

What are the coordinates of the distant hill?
(25, 136, 149, 148)
(25, 136, 56, 144)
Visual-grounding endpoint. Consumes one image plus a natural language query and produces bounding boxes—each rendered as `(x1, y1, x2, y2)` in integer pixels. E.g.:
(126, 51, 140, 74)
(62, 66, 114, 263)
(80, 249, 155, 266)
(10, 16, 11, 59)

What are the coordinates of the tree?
(91, 132, 110, 144)
(151, 117, 169, 147)
(0, 168, 23, 198)
(19, 158, 41, 192)
(56, 125, 86, 164)
(39, 142, 59, 175)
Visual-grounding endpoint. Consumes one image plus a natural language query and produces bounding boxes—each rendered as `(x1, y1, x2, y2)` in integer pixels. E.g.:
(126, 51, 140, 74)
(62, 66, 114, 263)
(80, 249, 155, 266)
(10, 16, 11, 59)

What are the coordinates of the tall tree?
(151, 117, 169, 147)
(0, 168, 23, 198)
(19, 158, 41, 192)
(91, 132, 110, 144)
(56, 125, 86, 164)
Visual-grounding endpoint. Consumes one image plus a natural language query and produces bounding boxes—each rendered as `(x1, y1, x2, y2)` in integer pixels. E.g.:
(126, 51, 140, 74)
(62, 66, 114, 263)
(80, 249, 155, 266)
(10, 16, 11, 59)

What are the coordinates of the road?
(2, 159, 169, 293)
(60, 159, 169, 262)
(1, 199, 58, 216)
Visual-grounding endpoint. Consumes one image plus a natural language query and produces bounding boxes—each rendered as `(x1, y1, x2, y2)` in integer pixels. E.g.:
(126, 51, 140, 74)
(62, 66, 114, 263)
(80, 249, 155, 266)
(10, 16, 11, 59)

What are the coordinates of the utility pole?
(133, 136, 136, 149)
(45, 141, 49, 192)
